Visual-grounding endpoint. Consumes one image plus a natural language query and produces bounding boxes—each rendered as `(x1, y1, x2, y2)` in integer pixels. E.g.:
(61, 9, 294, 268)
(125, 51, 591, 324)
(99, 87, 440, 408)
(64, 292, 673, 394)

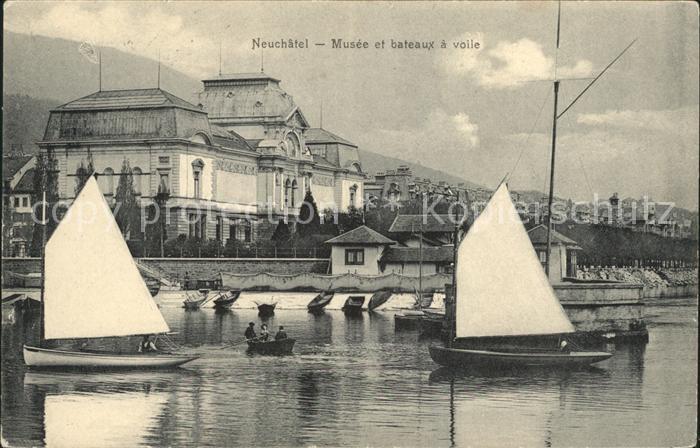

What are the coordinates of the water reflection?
(0, 295, 695, 447)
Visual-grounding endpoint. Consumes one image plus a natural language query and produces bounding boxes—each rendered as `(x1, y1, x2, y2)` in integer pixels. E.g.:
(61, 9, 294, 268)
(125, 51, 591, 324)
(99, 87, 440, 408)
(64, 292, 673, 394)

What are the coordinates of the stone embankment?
(577, 267, 697, 288)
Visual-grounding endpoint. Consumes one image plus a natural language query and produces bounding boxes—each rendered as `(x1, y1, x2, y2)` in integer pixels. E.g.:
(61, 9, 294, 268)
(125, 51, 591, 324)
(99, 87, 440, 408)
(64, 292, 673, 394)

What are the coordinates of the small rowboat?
(246, 338, 295, 355)
(428, 345, 612, 368)
(368, 290, 392, 311)
(394, 310, 425, 330)
(145, 278, 161, 297)
(23, 345, 200, 369)
(213, 290, 241, 311)
(307, 291, 334, 313)
(182, 290, 209, 310)
(256, 302, 277, 316)
(342, 296, 365, 315)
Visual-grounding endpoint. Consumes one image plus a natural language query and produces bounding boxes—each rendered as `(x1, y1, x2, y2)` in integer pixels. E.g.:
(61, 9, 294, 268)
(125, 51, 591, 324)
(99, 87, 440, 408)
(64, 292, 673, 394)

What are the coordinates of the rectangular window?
(193, 171, 201, 198)
(345, 248, 365, 265)
(22, 197, 28, 207)
(244, 222, 252, 242)
(188, 214, 205, 239)
(215, 216, 223, 241)
(233, 221, 252, 242)
(229, 223, 237, 241)
(14, 197, 20, 208)
(158, 172, 170, 193)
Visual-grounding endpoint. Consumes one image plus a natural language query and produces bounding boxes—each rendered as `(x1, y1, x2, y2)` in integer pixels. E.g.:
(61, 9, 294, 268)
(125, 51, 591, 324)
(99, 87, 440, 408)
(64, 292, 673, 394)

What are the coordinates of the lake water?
(1, 293, 696, 447)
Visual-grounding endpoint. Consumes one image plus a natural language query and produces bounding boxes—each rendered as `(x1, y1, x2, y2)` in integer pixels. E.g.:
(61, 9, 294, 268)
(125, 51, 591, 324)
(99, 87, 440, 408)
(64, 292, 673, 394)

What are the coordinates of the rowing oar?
(218, 339, 249, 349)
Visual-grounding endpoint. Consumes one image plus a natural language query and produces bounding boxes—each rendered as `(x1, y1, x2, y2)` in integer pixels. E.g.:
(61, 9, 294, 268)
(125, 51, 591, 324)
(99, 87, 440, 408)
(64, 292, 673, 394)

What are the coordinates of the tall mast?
(544, 1, 636, 278)
(544, 81, 559, 278)
(544, 1, 562, 278)
(418, 200, 423, 304)
(39, 190, 46, 343)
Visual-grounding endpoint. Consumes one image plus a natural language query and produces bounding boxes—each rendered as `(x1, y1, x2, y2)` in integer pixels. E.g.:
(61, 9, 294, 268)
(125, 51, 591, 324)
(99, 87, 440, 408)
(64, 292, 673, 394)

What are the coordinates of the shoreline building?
(2, 154, 36, 257)
(37, 73, 365, 244)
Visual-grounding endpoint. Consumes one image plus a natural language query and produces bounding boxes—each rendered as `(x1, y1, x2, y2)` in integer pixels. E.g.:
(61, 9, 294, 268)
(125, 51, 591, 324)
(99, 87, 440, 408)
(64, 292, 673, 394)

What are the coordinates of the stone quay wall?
(577, 267, 697, 288)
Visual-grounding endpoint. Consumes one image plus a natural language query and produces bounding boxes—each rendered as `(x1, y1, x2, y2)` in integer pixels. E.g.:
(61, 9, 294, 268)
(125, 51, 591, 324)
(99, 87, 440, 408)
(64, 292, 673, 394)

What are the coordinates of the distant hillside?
(3, 31, 202, 104)
(357, 149, 481, 189)
(3, 94, 60, 153)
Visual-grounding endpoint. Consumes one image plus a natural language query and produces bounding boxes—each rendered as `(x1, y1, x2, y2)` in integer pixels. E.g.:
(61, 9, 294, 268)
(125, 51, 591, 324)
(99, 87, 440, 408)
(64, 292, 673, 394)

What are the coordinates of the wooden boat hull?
(307, 291, 334, 312)
(257, 303, 277, 316)
(394, 311, 425, 329)
(368, 291, 392, 311)
(342, 296, 365, 315)
(23, 345, 199, 369)
(183, 297, 206, 310)
(246, 338, 295, 355)
(428, 345, 612, 368)
(213, 290, 241, 311)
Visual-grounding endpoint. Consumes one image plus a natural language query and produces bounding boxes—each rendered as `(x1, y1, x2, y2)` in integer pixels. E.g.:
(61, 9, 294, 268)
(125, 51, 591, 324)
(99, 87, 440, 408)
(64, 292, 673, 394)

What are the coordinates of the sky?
(4, 1, 699, 209)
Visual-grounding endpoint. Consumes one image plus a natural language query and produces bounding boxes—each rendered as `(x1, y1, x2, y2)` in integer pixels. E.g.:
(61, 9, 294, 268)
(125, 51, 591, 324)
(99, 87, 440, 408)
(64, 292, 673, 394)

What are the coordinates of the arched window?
(285, 133, 300, 158)
(291, 179, 298, 208)
(103, 168, 114, 196)
(133, 167, 142, 195)
(192, 159, 204, 199)
(191, 133, 211, 145)
(284, 179, 291, 208)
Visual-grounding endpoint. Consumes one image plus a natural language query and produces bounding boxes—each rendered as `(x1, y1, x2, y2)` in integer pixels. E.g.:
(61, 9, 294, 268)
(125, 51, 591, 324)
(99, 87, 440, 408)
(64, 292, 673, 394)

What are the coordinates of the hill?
(3, 31, 202, 104)
(357, 149, 481, 189)
(3, 94, 60, 153)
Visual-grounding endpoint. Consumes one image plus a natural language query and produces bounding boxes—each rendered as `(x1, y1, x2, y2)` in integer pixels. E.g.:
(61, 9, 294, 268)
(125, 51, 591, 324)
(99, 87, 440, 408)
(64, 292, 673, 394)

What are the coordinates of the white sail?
(44, 176, 169, 339)
(455, 183, 574, 338)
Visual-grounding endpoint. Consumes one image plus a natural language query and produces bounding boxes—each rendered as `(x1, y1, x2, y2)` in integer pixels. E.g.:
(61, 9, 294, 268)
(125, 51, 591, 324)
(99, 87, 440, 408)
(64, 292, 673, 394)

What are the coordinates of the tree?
(320, 208, 339, 236)
(296, 190, 320, 238)
(29, 149, 59, 257)
(337, 206, 364, 234)
(114, 159, 140, 239)
(364, 198, 400, 237)
(271, 219, 291, 247)
(74, 149, 95, 196)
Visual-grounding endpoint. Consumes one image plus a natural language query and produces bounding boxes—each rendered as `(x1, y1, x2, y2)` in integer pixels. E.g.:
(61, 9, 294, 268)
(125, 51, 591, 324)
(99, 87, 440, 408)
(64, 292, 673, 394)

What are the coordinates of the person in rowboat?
(244, 322, 257, 341)
(274, 326, 288, 340)
(259, 324, 271, 341)
(138, 335, 158, 353)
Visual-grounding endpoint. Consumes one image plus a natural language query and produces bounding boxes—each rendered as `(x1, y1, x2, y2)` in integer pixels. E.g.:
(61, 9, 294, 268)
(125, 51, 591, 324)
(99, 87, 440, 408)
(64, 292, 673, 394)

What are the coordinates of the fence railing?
(125, 239, 330, 259)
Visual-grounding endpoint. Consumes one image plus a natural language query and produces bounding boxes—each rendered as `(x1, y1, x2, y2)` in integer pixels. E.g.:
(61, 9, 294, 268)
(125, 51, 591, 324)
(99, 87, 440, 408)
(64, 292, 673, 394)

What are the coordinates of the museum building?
(38, 72, 365, 243)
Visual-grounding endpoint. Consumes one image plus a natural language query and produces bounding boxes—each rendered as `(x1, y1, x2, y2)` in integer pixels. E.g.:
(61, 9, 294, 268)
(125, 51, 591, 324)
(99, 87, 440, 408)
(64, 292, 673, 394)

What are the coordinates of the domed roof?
(199, 72, 298, 122)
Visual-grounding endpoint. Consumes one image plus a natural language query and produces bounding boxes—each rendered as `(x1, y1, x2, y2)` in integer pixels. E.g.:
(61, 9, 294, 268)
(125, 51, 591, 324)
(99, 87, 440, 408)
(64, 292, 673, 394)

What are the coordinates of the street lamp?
(154, 183, 170, 258)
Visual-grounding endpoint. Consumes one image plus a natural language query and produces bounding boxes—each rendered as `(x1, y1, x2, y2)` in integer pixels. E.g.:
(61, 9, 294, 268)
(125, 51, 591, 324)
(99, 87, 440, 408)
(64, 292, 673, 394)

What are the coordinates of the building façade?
(37, 72, 365, 245)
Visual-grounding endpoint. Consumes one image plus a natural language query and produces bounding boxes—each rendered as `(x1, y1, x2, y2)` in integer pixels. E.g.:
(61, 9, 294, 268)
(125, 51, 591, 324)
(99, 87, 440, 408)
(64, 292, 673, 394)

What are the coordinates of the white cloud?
(357, 109, 479, 174)
(499, 127, 699, 209)
(442, 36, 594, 89)
(577, 106, 699, 134)
(452, 112, 480, 146)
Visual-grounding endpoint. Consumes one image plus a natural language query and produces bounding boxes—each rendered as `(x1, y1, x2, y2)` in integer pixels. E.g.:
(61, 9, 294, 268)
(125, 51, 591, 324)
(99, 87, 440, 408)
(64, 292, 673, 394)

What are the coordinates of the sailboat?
(428, 183, 611, 368)
(23, 176, 199, 369)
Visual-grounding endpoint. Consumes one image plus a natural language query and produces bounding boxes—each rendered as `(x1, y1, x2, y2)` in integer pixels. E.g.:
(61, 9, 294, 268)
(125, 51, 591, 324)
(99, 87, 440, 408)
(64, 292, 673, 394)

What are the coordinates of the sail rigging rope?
(506, 87, 552, 183)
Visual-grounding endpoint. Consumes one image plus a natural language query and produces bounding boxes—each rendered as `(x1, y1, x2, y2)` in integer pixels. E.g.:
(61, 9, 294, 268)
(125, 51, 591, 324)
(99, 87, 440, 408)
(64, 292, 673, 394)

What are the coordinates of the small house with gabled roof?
(527, 224, 582, 283)
(325, 225, 396, 275)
